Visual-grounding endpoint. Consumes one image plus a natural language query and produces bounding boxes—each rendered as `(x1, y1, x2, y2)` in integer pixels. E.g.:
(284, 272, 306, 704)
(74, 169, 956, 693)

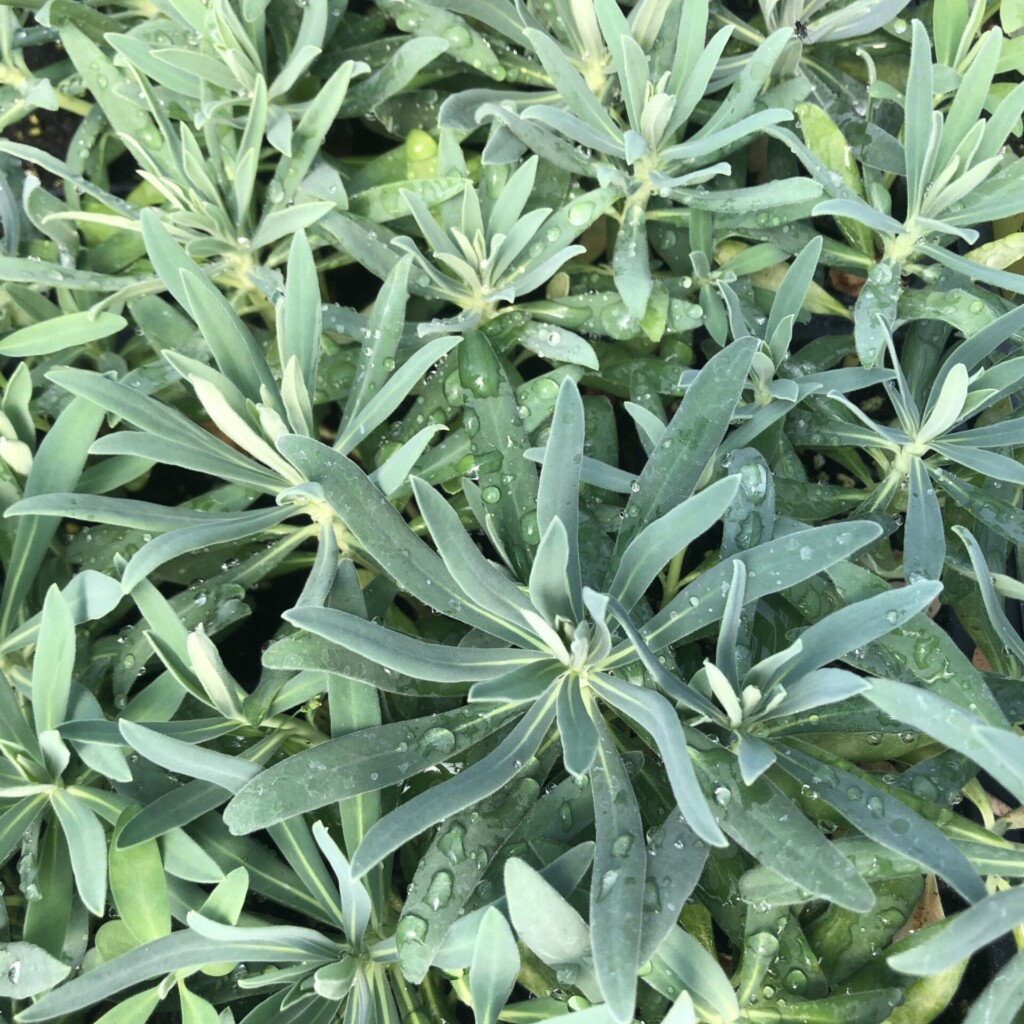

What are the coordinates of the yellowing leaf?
(717, 241, 852, 320)
(796, 102, 875, 256)
(884, 877, 965, 1024)
(109, 809, 171, 946)
(966, 232, 1024, 274)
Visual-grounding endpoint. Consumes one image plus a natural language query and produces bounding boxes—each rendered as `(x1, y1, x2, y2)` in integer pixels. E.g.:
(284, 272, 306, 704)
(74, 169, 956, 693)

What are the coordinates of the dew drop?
(425, 869, 453, 910)
(398, 914, 428, 944)
(438, 823, 467, 864)
(783, 969, 807, 994)
(597, 869, 619, 900)
(419, 727, 456, 757)
(611, 833, 634, 857)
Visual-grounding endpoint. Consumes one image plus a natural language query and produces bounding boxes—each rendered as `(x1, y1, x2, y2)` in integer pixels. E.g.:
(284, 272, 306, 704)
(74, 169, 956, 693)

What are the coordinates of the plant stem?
(0, 63, 91, 117)
(660, 548, 686, 609)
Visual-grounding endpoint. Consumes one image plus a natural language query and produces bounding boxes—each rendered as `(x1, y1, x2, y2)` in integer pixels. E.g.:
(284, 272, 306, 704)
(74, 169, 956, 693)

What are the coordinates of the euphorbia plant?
(0, 1, 1023, 1023)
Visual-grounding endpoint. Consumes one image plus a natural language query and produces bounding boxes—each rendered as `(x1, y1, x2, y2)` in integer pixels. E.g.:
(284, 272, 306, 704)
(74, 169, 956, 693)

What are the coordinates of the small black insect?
(794, 20, 810, 41)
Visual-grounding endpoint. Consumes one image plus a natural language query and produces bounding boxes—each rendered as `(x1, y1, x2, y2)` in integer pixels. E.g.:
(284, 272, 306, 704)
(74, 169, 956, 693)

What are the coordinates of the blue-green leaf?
(536, 378, 584, 616)
(18, 923, 337, 1022)
(774, 743, 985, 902)
(276, 435, 525, 644)
(694, 747, 874, 911)
(0, 311, 126, 357)
(32, 586, 75, 734)
(224, 704, 519, 834)
(589, 716, 645, 1023)
(614, 338, 756, 551)
(0, 942, 71, 999)
(284, 606, 544, 682)
(608, 476, 739, 609)
(349, 687, 557, 878)
(556, 680, 599, 778)
(864, 682, 1024, 803)
(890, 886, 1024, 976)
(590, 672, 724, 846)
(52, 790, 107, 917)
(470, 908, 520, 1024)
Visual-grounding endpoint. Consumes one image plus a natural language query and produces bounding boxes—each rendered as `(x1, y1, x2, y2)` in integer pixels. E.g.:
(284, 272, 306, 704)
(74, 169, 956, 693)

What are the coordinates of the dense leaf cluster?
(0, 0, 1023, 1022)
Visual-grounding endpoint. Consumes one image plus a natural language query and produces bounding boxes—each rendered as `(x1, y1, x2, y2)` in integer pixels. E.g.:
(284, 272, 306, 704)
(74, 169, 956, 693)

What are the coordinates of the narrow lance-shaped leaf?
(1, 398, 105, 635)
(715, 560, 747, 686)
(271, 59, 366, 204)
(0, 943, 71, 1000)
(187, 627, 245, 721)
(529, 518, 575, 626)
(735, 733, 776, 787)
(762, 580, 942, 689)
(693, 746, 874, 911)
(109, 807, 171, 944)
(761, 667, 870, 720)
(854, 262, 901, 369)
(396, 773, 539, 982)
(903, 20, 935, 216)
(0, 797, 47, 870)
(52, 790, 107, 917)
(120, 505, 294, 593)
(371, 423, 447, 497)
(311, 823, 372, 946)
(283, 606, 545, 682)
(458, 330, 539, 581)
(889, 886, 1024, 976)
(140, 212, 279, 406)
(280, 231, 321, 396)
(349, 689, 558, 878)
(633, 521, 883, 656)
(340, 39, 442, 118)
(639, 810, 707, 963)
(504, 857, 600, 1000)
(267, 817, 345, 936)
(470, 908, 520, 1024)
(961, 948, 1024, 1024)
(865, 682, 1024, 803)
(45, 368, 279, 488)
(17, 923, 339, 1023)
(557, 681, 599, 778)
(932, 439, 1024, 485)
(536, 378, 585, 617)
(904, 455, 945, 581)
(32, 586, 75, 735)
(774, 743, 985, 903)
(224, 704, 520, 834)
(119, 721, 260, 792)
(603, 598, 720, 720)
(606, 475, 740, 608)
(346, 331, 458, 440)
(590, 670, 725, 846)
(336, 256, 412, 448)
(410, 477, 537, 635)
(765, 236, 824, 350)
(648, 926, 739, 1024)
(276, 435, 526, 644)
(0, 311, 127, 357)
(613, 203, 652, 320)
(5, 494, 222, 534)
(589, 715, 646, 1024)
(117, 780, 227, 849)
(954, 525, 1024, 665)
(614, 338, 757, 552)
